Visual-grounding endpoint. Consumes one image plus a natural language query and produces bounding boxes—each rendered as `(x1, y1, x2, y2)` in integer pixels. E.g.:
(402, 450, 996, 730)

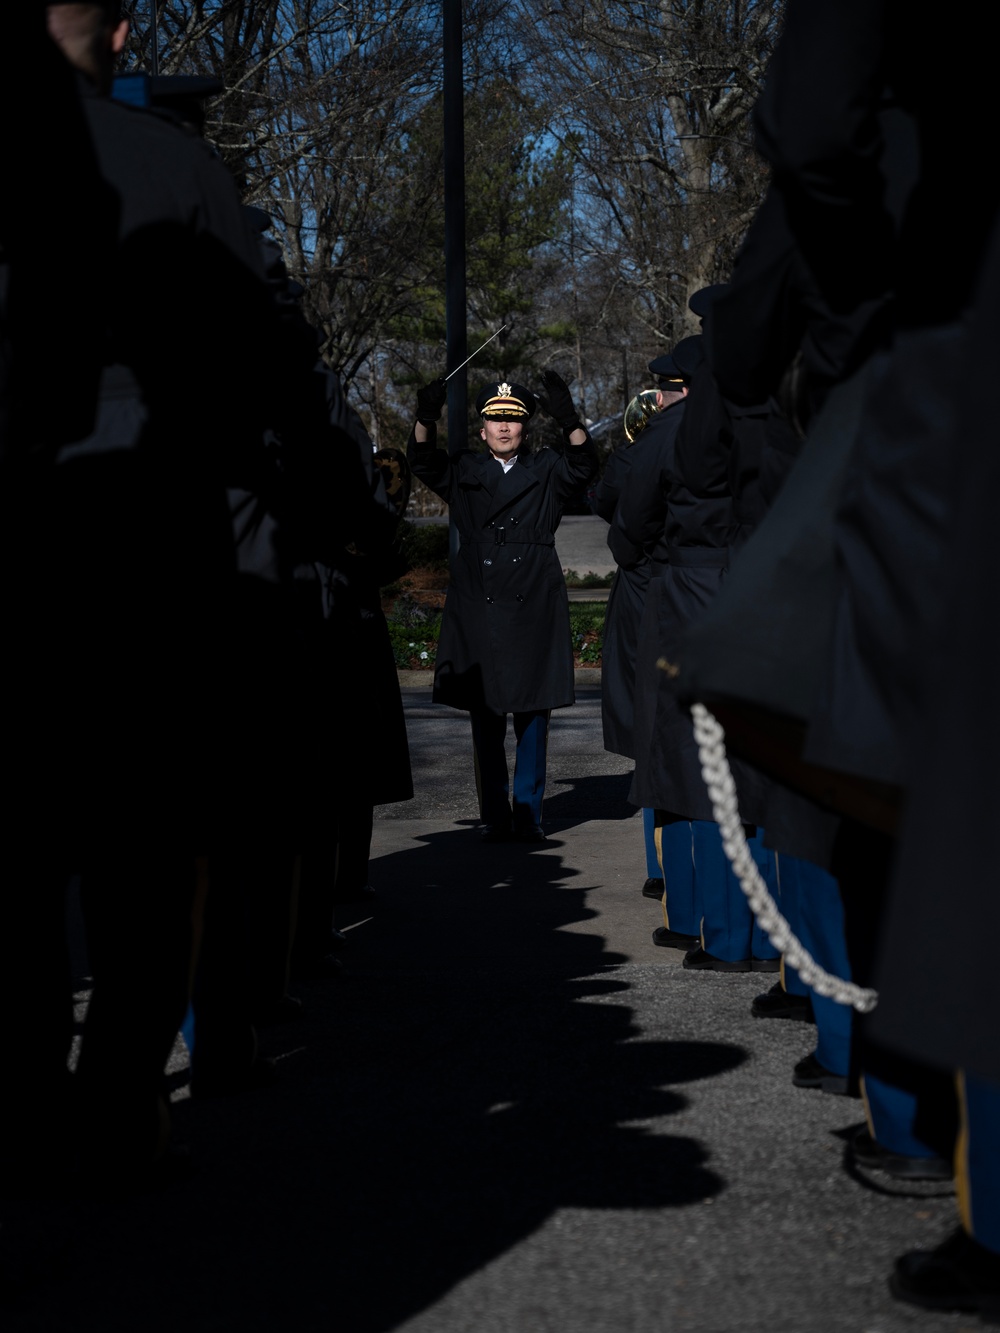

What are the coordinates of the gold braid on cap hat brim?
(480, 393, 531, 418)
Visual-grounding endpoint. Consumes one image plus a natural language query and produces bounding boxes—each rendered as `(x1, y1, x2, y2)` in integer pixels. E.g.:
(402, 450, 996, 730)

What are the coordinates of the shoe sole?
(793, 1074, 850, 1095)
(888, 1273, 997, 1316)
(751, 1004, 814, 1021)
(652, 930, 700, 950)
(852, 1147, 953, 1182)
(683, 957, 752, 972)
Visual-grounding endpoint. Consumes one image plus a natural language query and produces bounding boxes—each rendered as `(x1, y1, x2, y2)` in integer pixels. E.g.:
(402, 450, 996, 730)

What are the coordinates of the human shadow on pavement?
(542, 771, 636, 827)
(1, 825, 747, 1333)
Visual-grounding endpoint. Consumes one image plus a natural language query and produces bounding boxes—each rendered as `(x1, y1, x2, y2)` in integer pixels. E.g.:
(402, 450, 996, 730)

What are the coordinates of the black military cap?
(671, 334, 705, 380)
(648, 335, 704, 388)
(688, 284, 728, 319)
(475, 381, 537, 420)
(243, 205, 273, 234)
(647, 353, 687, 390)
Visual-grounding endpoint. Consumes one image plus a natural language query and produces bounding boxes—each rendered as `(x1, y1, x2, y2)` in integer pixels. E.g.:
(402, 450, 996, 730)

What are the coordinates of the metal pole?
(443, 0, 467, 457)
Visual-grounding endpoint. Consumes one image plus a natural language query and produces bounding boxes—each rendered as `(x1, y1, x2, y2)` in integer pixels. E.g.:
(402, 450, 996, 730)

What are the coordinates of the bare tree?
(515, 0, 781, 360)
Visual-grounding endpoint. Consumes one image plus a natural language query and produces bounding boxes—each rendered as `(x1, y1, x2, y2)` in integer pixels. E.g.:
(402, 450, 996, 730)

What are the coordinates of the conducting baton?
(444, 324, 508, 381)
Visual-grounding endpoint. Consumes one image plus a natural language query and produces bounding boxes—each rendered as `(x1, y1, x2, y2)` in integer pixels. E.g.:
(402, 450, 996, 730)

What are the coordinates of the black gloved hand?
(537, 369, 581, 433)
(416, 377, 448, 423)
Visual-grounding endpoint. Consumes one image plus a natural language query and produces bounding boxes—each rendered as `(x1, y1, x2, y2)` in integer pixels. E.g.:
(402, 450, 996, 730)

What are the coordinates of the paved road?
(0, 689, 966, 1333)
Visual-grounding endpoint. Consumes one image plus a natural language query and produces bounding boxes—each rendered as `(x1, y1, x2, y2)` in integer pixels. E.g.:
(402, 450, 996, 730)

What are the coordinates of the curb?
(398, 668, 602, 690)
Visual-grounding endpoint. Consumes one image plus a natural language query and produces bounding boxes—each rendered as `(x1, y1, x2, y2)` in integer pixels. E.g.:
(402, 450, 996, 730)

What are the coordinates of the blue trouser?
(696, 821, 779, 963)
(642, 807, 661, 880)
(862, 1070, 944, 1159)
(655, 814, 699, 935)
(773, 865, 809, 997)
(471, 708, 550, 829)
(775, 854, 852, 1075)
(958, 1072, 1000, 1252)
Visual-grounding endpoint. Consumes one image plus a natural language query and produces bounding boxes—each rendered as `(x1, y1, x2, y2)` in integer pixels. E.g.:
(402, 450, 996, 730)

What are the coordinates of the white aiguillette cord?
(690, 700, 878, 1013)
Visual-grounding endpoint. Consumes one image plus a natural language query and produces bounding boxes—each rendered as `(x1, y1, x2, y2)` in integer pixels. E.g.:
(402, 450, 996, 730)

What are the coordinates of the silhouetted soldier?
(0, 0, 305, 1189)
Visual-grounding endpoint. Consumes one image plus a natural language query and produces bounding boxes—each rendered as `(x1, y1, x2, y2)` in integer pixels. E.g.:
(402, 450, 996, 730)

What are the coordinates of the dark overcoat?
(407, 431, 598, 715)
(612, 402, 683, 809)
(0, 77, 293, 852)
(594, 442, 652, 760)
(751, 0, 998, 788)
(620, 397, 768, 823)
(870, 214, 1000, 1082)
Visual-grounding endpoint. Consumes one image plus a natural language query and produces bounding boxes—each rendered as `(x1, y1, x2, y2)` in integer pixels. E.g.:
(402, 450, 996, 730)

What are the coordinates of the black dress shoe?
(751, 981, 814, 1022)
(683, 946, 751, 972)
(479, 824, 512, 843)
(751, 956, 780, 972)
(651, 926, 700, 950)
(642, 877, 664, 900)
(851, 1129, 953, 1181)
(792, 1051, 849, 1095)
(891, 1228, 1000, 1317)
(513, 825, 546, 843)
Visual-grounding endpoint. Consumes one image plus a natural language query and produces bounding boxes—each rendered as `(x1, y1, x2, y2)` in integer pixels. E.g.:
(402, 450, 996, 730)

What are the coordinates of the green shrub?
(399, 519, 450, 571)
(563, 568, 613, 589)
(568, 601, 605, 664)
(386, 603, 442, 668)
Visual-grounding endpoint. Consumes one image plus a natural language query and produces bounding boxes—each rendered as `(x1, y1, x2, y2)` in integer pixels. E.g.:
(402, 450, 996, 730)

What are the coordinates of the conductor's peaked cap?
(475, 382, 537, 420)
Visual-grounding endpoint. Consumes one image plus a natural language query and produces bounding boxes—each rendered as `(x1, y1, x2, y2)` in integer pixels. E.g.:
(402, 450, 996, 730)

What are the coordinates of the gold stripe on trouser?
(653, 821, 672, 927)
(776, 855, 787, 990)
(858, 1073, 877, 1140)
(955, 1070, 973, 1237)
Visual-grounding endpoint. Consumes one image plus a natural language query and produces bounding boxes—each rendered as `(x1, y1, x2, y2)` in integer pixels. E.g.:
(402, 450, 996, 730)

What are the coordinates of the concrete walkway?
(0, 706, 965, 1332)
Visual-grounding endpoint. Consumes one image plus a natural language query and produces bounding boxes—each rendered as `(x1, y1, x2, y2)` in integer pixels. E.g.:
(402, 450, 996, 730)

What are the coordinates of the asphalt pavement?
(0, 676, 971, 1333)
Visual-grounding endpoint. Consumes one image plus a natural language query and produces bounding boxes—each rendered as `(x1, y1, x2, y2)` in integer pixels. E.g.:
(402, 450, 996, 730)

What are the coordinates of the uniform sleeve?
(406, 424, 456, 505)
(593, 445, 629, 522)
(550, 430, 598, 506)
(614, 434, 669, 552)
(672, 369, 735, 500)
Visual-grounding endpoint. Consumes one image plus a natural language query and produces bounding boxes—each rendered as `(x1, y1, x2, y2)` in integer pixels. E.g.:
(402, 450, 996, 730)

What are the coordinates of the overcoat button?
(513, 556, 521, 564)
(484, 559, 492, 566)
(487, 596, 494, 604)
(488, 521, 495, 528)
(510, 516, 519, 525)
(516, 594, 524, 602)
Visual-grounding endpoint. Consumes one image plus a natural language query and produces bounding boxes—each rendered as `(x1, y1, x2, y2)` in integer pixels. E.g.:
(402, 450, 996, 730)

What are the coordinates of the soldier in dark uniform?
(407, 373, 597, 841)
(609, 349, 699, 947)
(616, 336, 778, 970)
(677, 0, 997, 1300)
(1, 0, 321, 1185)
(596, 376, 686, 912)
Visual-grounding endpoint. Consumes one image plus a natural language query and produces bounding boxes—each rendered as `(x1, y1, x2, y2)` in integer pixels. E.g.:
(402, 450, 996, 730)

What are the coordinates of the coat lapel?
(483, 453, 539, 522)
